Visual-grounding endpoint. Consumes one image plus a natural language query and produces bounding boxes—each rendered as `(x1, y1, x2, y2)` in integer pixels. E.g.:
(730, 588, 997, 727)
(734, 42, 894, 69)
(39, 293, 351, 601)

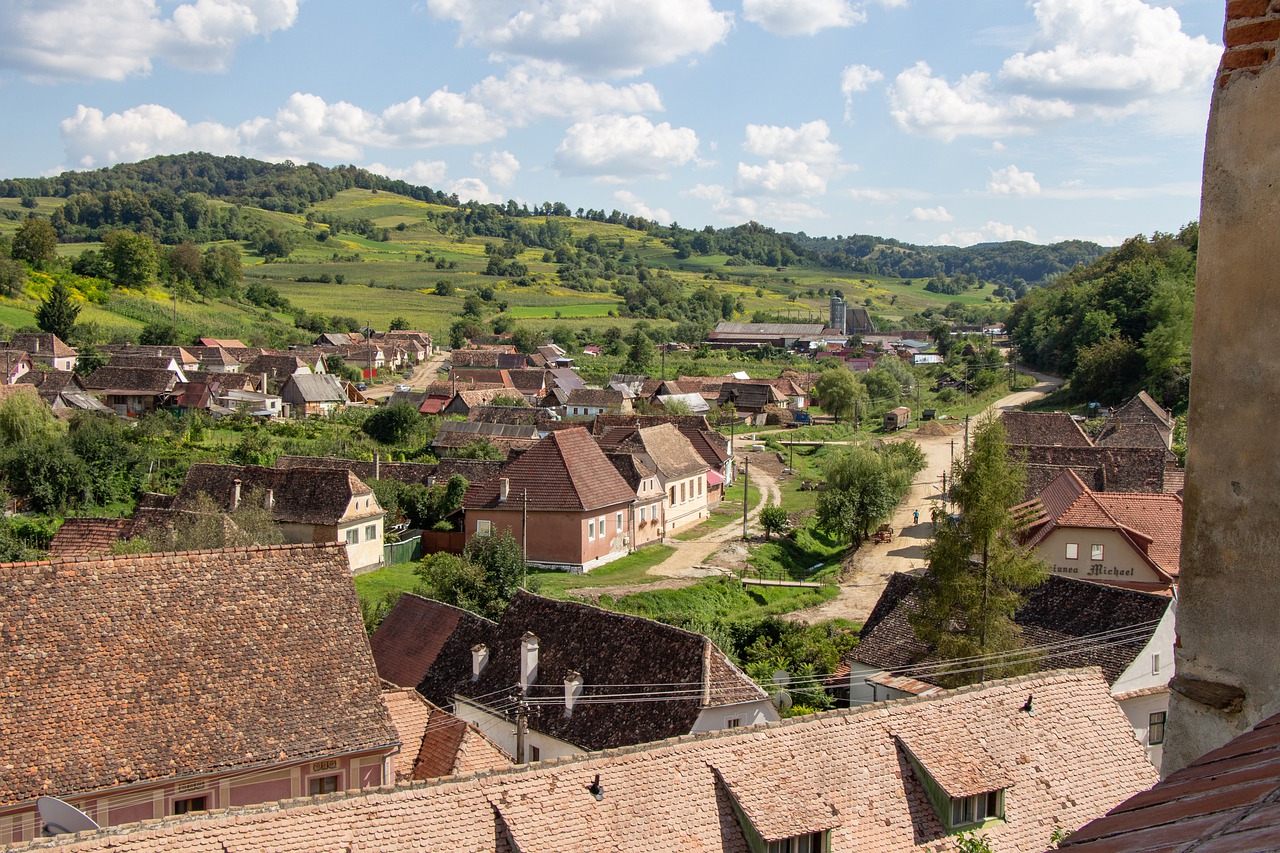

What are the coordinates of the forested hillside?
(1005, 224, 1197, 409)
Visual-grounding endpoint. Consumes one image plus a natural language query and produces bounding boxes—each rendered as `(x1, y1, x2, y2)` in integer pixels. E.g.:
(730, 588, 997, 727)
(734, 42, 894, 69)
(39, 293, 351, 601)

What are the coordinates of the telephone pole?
(521, 489, 529, 588)
(742, 455, 750, 540)
(514, 690, 529, 764)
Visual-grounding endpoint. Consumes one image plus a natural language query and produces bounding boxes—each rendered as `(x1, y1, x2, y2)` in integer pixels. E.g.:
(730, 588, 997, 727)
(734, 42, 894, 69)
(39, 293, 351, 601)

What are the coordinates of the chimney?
(232, 478, 241, 509)
(261, 372, 269, 393)
(519, 632, 539, 691)
(564, 671, 583, 717)
(375, 452, 381, 480)
(264, 488, 274, 510)
(471, 644, 489, 681)
(499, 477, 510, 502)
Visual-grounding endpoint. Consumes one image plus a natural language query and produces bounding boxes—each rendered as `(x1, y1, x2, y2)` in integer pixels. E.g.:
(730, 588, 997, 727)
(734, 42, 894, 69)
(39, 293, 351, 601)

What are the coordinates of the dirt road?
(361, 351, 449, 401)
(781, 371, 1063, 625)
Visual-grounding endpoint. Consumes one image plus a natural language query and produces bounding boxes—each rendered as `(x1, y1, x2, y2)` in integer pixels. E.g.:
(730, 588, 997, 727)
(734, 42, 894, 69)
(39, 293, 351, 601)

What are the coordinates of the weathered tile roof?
(274, 455, 503, 490)
(173, 463, 380, 526)
(281, 372, 346, 403)
(469, 405, 558, 426)
(603, 423, 707, 480)
(8, 669, 1155, 853)
(565, 387, 625, 409)
(454, 591, 768, 751)
(453, 367, 514, 386)
(82, 366, 179, 394)
(10, 332, 77, 358)
(451, 349, 504, 368)
(370, 593, 497, 694)
(464, 428, 635, 512)
(187, 345, 241, 367)
(15, 369, 87, 402)
(593, 413, 730, 468)
(1000, 411, 1093, 447)
(1109, 390, 1175, 432)
(1062, 710, 1280, 852)
(46, 517, 132, 558)
(382, 688, 511, 781)
(1095, 421, 1171, 450)
(446, 387, 531, 413)
(0, 544, 398, 808)
(1015, 445, 1170, 499)
(717, 382, 785, 409)
(242, 353, 310, 379)
(835, 572, 1171, 688)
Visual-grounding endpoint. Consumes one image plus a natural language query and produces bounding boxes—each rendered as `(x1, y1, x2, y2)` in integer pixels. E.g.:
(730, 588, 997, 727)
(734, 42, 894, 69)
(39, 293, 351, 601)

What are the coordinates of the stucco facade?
(1033, 527, 1167, 586)
(466, 504, 631, 573)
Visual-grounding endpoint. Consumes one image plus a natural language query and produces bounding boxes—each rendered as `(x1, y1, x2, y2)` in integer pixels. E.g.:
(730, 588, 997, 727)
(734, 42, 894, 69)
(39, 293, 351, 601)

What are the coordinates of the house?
(507, 368, 549, 402)
(9, 332, 77, 371)
(19, 669, 1160, 852)
(708, 321, 828, 349)
(14, 369, 112, 413)
(442, 387, 529, 417)
(468, 405, 559, 431)
(198, 337, 247, 349)
(242, 353, 312, 392)
(1013, 469, 1183, 592)
(1015, 445, 1174, 500)
(102, 344, 200, 372)
(187, 345, 242, 373)
(0, 348, 31, 384)
(1102, 390, 1175, 448)
(172, 463, 386, 571)
(1000, 411, 1093, 447)
(717, 381, 787, 416)
(381, 688, 511, 782)
(215, 387, 284, 417)
(563, 387, 628, 417)
(82, 366, 180, 417)
(0, 543, 399, 846)
(884, 406, 911, 431)
(280, 372, 346, 417)
(605, 451, 667, 548)
(431, 421, 538, 457)
(597, 423, 710, 534)
(593, 413, 733, 495)
(462, 427, 635, 572)
(1061, 709, 1280, 851)
(416, 590, 778, 761)
(829, 571, 1176, 768)
(654, 391, 709, 414)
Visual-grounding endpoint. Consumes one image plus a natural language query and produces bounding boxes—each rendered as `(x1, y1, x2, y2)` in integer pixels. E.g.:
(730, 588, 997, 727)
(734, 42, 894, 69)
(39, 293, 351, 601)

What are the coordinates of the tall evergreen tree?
(910, 417, 1047, 686)
(35, 280, 80, 342)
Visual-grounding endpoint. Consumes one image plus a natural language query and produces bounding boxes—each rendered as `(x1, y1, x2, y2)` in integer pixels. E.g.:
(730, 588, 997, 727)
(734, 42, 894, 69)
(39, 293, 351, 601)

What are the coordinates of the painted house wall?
(453, 700, 582, 763)
(1033, 527, 1166, 585)
(466, 505, 631, 572)
(0, 751, 391, 846)
(1119, 690, 1171, 772)
(691, 699, 779, 732)
(663, 471, 709, 534)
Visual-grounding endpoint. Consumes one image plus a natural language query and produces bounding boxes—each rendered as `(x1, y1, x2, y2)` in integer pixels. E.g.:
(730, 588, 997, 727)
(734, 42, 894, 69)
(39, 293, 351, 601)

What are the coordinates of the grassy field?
(529, 544, 677, 597)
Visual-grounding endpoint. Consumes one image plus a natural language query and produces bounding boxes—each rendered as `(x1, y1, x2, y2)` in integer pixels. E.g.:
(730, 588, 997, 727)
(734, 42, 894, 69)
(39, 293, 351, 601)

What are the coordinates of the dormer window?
(951, 790, 1004, 827)
(896, 734, 1010, 834)
(766, 832, 828, 853)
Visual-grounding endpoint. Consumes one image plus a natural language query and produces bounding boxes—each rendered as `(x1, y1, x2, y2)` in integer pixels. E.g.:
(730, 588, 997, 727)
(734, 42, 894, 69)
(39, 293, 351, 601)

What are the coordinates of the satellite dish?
(773, 689, 794, 713)
(37, 797, 100, 836)
(771, 670, 791, 687)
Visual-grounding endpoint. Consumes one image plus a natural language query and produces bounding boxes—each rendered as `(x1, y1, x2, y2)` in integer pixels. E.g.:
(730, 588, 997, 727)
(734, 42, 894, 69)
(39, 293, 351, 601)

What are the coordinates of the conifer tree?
(35, 280, 79, 342)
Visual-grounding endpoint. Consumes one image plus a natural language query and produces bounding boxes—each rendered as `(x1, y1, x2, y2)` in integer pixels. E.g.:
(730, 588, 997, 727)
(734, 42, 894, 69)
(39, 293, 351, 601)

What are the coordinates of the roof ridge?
(4, 541, 343, 569)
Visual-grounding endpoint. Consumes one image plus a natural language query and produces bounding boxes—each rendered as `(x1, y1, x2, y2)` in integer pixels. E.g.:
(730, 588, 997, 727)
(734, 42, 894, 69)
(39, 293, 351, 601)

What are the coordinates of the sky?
(0, 0, 1224, 248)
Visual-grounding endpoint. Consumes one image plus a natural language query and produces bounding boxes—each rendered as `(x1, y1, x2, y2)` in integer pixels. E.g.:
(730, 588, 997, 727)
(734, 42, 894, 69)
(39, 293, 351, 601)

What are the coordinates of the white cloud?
(473, 150, 521, 186)
(612, 190, 671, 223)
(840, 64, 884, 120)
(425, 0, 732, 77)
(0, 0, 299, 82)
(683, 183, 826, 224)
(987, 164, 1040, 196)
(735, 160, 827, 197)
(554, 115, 699, 180)
(909, 205, 952, 222)
(743, 0, 865, 36)
(936, 221, 1039, 246)
(366, 160, 450, 186)
(469, 62, 664, 124)
(1000, 0, 1219, 103)
(889, 0, 1218, 140)
(848, 187, 892, 203)
(447, 177, 505, 204)
(60, 90, 506, 169)
(743, 120, 841, 164)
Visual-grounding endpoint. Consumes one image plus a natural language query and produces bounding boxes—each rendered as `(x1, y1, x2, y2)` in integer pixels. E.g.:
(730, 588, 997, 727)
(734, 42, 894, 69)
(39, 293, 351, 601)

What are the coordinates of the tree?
(389, 316, 410, 331)
(760, 504, 789, 540)
(139, 322, 179, 346)
(11, 217, 58, 268)
(813, 367, 865, 424)
(910, 417, 1048, 686)
(416, 529, 530, 619)
(361, 401, 424, 445)
(624, 329, 655, 373)
(36, 280, 80, 342)
(0, 258, 26, 297)
(434, 279, 455, 297)
(815, 446, 901, 546)
(102, 230, 159, 287)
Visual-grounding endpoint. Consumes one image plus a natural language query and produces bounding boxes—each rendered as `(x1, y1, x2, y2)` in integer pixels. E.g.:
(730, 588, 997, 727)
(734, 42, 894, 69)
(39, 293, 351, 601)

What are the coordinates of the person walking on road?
(913, 509, 919, 526)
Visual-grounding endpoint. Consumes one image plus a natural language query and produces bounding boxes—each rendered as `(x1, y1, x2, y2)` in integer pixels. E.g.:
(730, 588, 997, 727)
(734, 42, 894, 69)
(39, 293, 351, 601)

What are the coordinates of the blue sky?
(0, 0, 1222, 247)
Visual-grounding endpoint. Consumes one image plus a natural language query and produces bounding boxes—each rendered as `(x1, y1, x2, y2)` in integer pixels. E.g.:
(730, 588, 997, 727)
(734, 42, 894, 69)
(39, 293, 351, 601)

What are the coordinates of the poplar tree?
(910, 417, 1047, 686)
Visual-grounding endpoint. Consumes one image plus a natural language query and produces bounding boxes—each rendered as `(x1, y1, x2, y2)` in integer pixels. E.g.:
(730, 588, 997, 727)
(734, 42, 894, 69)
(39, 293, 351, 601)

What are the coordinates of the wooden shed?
(884, 406, 911, 431)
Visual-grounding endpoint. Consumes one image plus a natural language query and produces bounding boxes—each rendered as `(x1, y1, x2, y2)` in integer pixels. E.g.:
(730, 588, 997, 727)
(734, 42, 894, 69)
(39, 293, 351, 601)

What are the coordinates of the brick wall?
(1221, 0, 1280, 86)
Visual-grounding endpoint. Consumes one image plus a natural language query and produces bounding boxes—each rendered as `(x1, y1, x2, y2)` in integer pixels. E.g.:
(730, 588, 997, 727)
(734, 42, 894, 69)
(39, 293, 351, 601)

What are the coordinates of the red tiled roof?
(464, 428, 634, 512)
(8, 670, 1157, 853)
(0, 544, 397, 808)
(369, 593, 496, 690)
(46, 518, 132, 558)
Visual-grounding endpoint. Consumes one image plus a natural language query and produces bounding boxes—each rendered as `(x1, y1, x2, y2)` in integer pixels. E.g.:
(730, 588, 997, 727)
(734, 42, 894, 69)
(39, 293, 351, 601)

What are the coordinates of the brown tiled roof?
(717, 382, 785, 409)
(10, 332, 77, 358)
(187, 345, 241, 367)
(242, 353, 309, 379)
(593, 413, 729, 468)
(274, 456, 503, 491)
(1014, 445, 1170, 499)
(103, 354, 181, 372)
(46, 517, 132, 558)
(604, 423, 707, 480)
(446, 387, 531, 413)
(101, 344, 197, 364)
(15, 369, 85, 402)
(82, 366, 178, 393)
(1061, 710, 1280, 851)
(507, 368, 549, 392)
(370, 593, 496, 696)
(433, 421, 538, 452)
(0, 543, 397, 808)
(453, 367, 513, 386)
(896, 731, 1012, 798)
(450, 349, 503, 368)
(469, 405, 557, 426)
(1109, 390, 1175, 432)
(1095, 421, 1170, 449)
(174, 463, 380, 526)
(1000, 411, 1093, 447)
(455, 591, 768, 751)
(565, 387, 624, 409)
(836, 572, 1171, 688)
(463, 428, 634, 512)
(382, 688, 508, 781)
(12, 670, 1157, 853)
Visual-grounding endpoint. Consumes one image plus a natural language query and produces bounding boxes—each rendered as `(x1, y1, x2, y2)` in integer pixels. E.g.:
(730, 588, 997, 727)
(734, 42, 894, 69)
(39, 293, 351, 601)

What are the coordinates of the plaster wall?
(1168, 51, 1280, 773)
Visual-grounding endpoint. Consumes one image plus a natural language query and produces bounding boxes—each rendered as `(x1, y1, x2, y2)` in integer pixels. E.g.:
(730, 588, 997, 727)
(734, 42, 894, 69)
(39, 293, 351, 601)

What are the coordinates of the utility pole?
(514, 690, 529, 764)
(521, 488, 529, 588)
(742, 455, 750, 540)
(964, 414, 970, 459)
(942, 471, 948, 513)
(660, 345, 666, 381)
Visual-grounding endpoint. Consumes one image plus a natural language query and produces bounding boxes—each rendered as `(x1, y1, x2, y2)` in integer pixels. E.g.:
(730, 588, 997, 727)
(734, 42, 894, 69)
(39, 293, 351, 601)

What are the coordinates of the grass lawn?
(353, 561, 421, 608)
(675, 483, 758, 540)
(747, 525, 846, 580)
(529, 544, 676, 597)
(609, 575, 838, 624)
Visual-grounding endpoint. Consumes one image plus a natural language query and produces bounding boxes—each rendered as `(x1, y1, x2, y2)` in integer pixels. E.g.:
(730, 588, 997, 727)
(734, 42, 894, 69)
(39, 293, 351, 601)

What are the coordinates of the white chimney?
(374, 452, 381, 480)
(264, 488, 274, 510)
(499, 477, 510, 502)
(471, 644, 489, 681)
(519, 632, 539, 691)
(564, 671, 583, 717)
(232, 478, 241, 509)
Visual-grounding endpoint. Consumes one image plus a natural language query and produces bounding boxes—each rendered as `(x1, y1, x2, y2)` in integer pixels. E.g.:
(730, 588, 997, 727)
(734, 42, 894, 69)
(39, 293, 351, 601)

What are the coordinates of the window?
(1091, 544, 1105, 561)
(1149, 711, 1166, 745)
(680, 482, 686, 503)
(588, 520, 595, 541)
(599, 516, 606, 537)
(766, 832, 827, 853)
(617, 512, 624, 530)
(344, 528, 359, 545)
(173, 796, 206, 815)
(476, 519, 493, 537)
(1152, 653, 1161, 676)
(364, 523, 377, 541)
(528, 745, 541, 762)
(698, 477, 703, 496)
(639, 506, 646, 522)
(950, 791, 1003, 827)
(1065, 543, 1079, 560)
(670, 487, 676, 504)
(726, 717, 741, 729)
(308, 775, 341, 796)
